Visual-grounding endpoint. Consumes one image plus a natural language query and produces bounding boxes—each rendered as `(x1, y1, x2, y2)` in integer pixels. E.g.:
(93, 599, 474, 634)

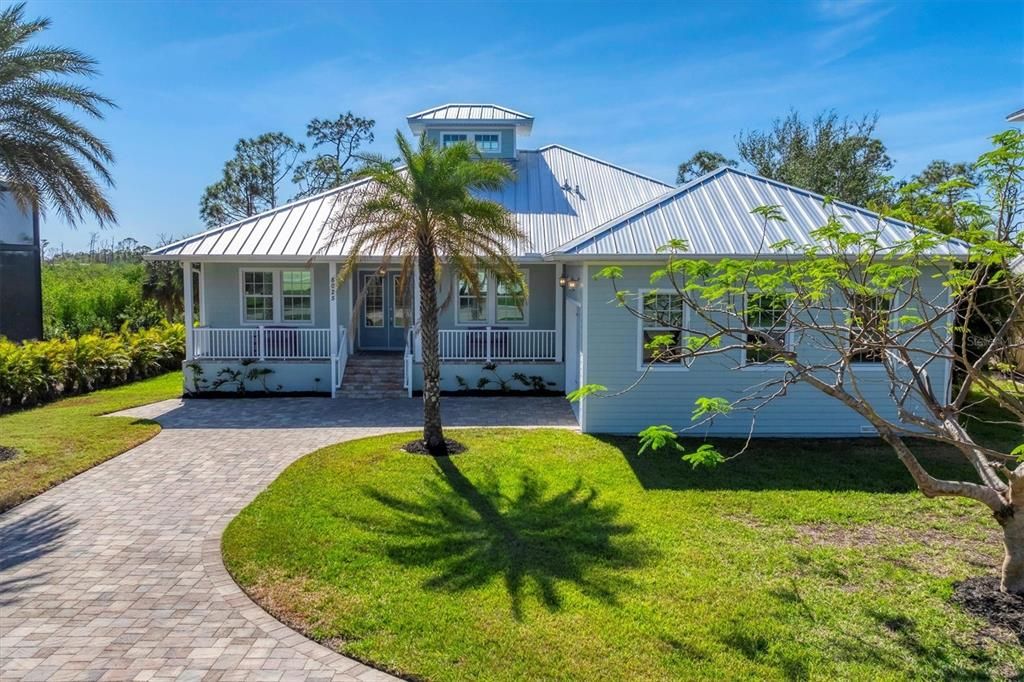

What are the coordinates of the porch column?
(554, 263, 563, 363)
(329, 260, 338, 398)
(198, 262, 207, 326)
(413, 261, 423, 362)
(182, 260, 194, 361)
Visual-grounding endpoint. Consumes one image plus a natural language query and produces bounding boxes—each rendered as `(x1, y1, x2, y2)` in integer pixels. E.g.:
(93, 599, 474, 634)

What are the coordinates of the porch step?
(339, 353, 407, 398)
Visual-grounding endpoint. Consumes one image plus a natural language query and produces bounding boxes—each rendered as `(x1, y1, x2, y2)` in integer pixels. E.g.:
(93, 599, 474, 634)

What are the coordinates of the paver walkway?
(0, 396, 577, 681)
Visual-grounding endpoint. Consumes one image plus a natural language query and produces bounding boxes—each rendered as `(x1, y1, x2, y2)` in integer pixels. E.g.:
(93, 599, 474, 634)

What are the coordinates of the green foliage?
(692, 396, 732, 421)
(676, 149, 737, 184)
(637, 424, 683, 454)
(567, 383, 607, 402)
(42, 261, 166, 337)
(292, 112, 376, 198)
(0, 322, 184, 411)
(200, 132, 305, 227)
(681, 443, 726, 469)
(0, 3, 116, 227)
(736, 110, 895, 206)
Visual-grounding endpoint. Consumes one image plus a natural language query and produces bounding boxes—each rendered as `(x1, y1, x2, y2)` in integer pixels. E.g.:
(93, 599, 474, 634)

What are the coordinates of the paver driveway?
(0, 396, 577, 681)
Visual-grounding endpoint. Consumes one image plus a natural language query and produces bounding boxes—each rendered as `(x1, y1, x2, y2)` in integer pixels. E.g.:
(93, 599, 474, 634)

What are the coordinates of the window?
(393, 276, 410, 328)
(745, 293, 789, 365)
(474, 133, 500, 153)
(363, 275, 384, 328)
(243, 271, 274, 322)
(457, 272, 488, 324)
(442, 133, 467, 148)
(496, 272, 527, 323)
(241, 269, 315, 324)
(640, 291, 684, 365)
(281, 271, 312, 321)
(849, 293, 893, 363)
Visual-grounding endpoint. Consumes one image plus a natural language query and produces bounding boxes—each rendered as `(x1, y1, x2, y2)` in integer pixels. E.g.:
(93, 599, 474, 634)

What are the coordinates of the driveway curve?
(0, 396, 577, 681)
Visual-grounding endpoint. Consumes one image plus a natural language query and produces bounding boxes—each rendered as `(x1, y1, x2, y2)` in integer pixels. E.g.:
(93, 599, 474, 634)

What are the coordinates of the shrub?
(0, 322, 184, 412)
(42, 261, 169, 337)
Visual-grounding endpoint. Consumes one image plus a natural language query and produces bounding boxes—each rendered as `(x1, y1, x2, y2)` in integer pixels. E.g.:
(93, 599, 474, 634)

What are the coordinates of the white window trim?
(439, 130, 504, 154)
(238, 268, 315, 326)
(454, 270, 529, 327)
(740, 292, 793, 370)
(636, 288, 689, 372)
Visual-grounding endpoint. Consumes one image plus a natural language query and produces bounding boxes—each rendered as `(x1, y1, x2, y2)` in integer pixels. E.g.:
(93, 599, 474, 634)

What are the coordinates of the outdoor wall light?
(558, 270, 568, 287)
(566, 278, 579, 290)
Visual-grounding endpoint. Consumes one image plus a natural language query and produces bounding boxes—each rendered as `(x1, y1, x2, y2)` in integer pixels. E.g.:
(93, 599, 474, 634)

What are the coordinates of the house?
(147, 103, 963, 436)
(0, 186, 43, 342)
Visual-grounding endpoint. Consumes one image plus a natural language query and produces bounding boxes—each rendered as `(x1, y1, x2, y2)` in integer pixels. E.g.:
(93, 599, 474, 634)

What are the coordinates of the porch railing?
(437, 328, 557, 361)
(193, 326, 333, 360)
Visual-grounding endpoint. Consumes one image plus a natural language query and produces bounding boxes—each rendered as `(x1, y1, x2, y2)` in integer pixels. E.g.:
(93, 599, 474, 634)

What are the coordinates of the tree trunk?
(417, 246, 447, 456)
(1001, 508, 1024, 593)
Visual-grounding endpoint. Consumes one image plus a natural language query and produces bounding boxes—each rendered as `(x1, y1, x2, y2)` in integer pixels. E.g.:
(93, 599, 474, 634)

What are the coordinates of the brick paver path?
(0, 396, 577, 681)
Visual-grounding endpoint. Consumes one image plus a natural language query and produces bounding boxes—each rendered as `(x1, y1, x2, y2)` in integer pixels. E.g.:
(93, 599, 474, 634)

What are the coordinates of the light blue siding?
(184, 359, 330, 393)
(410, 362, 564, 393)
(424, 126, 516, 159)
(200, 262, 350, 331)
(435, 263, 556, 331)
(579, 264, 952, 436)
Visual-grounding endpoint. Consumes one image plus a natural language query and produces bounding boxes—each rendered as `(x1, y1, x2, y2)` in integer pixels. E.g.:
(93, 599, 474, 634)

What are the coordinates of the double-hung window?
(457, 272, 489, 324)
(241, 269, 314, 324)
(442, 133, 468, 148)
(849, 293, 893, 363)
(474, 133, 500, 153)
(282, 271, 312, 322)
(455, 271, 529, 325)
(639, 291, 685, 366)
(243, 271, 275, 322)
(745, 293, 789, 365)
(495, 273, 527, 323)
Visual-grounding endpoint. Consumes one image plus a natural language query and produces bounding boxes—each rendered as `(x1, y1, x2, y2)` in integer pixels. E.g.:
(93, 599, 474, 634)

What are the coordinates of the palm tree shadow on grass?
(361, 456, 653, 620)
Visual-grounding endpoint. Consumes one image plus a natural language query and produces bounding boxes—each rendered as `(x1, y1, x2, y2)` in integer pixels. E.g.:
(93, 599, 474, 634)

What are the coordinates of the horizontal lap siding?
(582, 265, 951, 436)
(202, 262, 342, 330)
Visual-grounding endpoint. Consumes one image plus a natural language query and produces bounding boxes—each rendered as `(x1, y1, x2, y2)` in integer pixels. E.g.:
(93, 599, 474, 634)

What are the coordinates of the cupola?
(406, 104, 533, 159)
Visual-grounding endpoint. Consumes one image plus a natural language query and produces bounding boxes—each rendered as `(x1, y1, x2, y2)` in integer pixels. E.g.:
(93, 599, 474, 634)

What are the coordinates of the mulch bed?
(0, 446, 18, 462)
(952, 576, 1024, 644)
(401, 438, 467, 456)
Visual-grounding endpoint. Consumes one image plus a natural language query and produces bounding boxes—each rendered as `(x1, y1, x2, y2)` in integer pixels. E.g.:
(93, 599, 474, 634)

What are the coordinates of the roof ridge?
(406, 103, 534, 120)
(149, 175, 374, 255)
(549, 166, 969, 255)
(535, 144, 673, 189)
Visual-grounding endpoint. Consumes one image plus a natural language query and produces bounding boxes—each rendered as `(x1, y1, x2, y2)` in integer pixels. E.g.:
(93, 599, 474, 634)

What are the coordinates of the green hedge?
(0, 322, 184, 412)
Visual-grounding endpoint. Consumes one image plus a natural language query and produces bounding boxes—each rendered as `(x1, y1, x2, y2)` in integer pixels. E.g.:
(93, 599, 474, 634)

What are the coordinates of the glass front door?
(358, 271, 410, 350)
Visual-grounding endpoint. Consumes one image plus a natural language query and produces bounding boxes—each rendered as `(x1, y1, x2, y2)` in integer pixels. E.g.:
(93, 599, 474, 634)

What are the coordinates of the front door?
(357, 271, 410, 350)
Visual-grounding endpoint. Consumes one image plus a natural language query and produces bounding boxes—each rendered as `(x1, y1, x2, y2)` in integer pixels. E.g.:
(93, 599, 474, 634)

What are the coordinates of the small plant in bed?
(451, 363, 560, 396)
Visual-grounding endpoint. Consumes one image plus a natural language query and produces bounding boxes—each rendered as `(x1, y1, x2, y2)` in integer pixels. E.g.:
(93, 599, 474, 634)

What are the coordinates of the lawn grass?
(0, 371, 182, 511)
(223, 428, 1024, 681)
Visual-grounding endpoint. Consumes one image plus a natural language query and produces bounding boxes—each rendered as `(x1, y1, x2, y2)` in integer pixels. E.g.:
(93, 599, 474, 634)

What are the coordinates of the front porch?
(179, 259, 567, 398)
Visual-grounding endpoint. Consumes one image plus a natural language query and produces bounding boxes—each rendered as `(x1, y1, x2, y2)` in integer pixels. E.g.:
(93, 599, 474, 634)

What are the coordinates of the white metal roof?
(552, 167, 970, 257)
(147, 145, 671, 261)
(406, 104, 534, 135)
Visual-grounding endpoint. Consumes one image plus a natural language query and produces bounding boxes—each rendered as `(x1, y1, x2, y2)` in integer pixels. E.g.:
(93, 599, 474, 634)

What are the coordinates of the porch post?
(182, 260, 194, 360)
(198, 262, 207, 326)
(554, 263, 563, 362)
(329, 260, 338, 398)
(413, 261, 422, 362)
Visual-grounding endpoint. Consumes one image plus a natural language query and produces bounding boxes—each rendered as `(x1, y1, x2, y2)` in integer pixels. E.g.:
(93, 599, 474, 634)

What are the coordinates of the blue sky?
(36, 0, 1023, 251)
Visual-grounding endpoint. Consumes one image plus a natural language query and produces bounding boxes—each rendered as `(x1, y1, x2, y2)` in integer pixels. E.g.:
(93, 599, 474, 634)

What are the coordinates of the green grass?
(223, 429, 1024, 681)
(0, 371, 182, 511)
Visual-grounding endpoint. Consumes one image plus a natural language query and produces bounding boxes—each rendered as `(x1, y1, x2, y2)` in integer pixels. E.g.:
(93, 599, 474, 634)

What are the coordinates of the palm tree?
(334, 132, 525, 455)
(0, 3, 116, 226)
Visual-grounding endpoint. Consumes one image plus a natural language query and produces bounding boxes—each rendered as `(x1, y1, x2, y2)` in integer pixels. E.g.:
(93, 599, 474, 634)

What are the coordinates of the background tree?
(292, 112, 375, 198)
(574, 130, 1024, 593)
(892, 160, 980, 233)
(331, 132, 524, 455)
(735, 110, 894, 206)
(0, 3, 116, 226)
(676, 150, 737, 184)
(199, 132, 304, 227)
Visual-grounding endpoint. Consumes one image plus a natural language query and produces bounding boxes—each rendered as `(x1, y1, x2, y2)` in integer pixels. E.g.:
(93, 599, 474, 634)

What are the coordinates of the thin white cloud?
(812, 1, 895, 66)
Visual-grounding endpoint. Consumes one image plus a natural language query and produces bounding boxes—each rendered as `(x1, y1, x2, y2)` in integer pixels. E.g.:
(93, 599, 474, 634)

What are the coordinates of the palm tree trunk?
(417, 246, 447, 455)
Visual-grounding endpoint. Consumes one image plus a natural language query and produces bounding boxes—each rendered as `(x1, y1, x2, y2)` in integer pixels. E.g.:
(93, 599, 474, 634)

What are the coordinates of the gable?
(552, 167, 969, 257)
